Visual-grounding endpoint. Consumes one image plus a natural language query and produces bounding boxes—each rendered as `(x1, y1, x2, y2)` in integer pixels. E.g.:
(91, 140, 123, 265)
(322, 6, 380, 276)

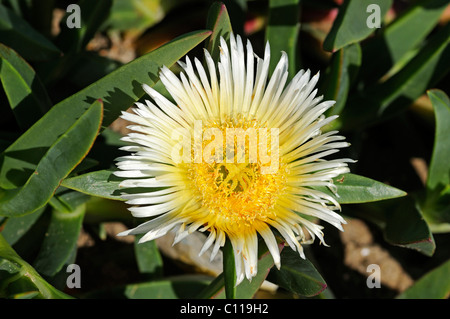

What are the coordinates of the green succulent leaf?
(397, 259, 450, 299)
(0, 233, 73, 299)
(384, 196, 435, 256)
(56, 0, 113, 53)
(417, 90, 450, 228)
(0, 99, 103, 217)
(0, 30, 211, 190)
(60, 169, 124, 201)
(269, 249, 327, 297)
(0, 3, 60, 61)
(321, 43, 361, 116)
(323, 0, 392, 52)
(0, 0, 55, 37)
(49, 188, 91, 213)
(426, 89, 450, 193)
(83, 197, 130, 224)
(33, 204, 86, 277)
(39, 0, 114, 84)
(376, 23, 450, 118)
(0, 43, 52, 130)
(134, 234, 164, 278)
(266, 0, 300, 77)
(69, 52, 123, 88)
(360, 0, 450, 84)
(86, 275, 210, 299)
(0, 206, 46, 246)
(339, 23, 450, 130)
(107, 0, 192, 35)
(205, 1, 233, 61)
(314, 173, 407, 204)
(124, 276, 211, 299)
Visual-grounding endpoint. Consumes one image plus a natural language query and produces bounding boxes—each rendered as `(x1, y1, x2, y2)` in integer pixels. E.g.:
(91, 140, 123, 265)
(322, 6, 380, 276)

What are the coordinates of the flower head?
(115, 34, 353, 284)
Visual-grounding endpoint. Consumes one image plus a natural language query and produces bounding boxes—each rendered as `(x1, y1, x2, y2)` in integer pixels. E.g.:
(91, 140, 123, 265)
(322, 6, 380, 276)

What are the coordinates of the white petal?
(257, 224, 281, 269)
(199, 229, 217, 256)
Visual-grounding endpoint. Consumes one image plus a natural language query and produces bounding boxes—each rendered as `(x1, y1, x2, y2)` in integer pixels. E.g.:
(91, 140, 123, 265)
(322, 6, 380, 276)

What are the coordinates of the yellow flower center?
(186, 115, 288, 233)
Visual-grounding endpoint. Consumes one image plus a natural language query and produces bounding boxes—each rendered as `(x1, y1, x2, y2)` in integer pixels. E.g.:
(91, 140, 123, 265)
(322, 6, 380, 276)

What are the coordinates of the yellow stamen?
(185, 115, 288, 234)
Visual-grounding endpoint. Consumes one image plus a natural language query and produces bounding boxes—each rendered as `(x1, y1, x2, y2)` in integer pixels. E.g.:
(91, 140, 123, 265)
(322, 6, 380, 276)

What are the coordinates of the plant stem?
(223, 238, 237, 299)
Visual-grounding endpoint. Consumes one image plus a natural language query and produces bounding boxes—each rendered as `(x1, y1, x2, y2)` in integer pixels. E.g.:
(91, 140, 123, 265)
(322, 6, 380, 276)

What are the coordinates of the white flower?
(115, 34, 354, 285)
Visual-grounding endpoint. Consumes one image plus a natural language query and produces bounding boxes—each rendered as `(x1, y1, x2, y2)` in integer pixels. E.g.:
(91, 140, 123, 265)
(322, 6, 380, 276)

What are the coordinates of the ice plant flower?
(115, 34, 353, 285)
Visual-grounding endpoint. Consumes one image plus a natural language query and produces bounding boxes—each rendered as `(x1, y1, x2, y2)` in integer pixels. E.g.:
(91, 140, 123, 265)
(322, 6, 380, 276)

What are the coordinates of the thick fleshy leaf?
(360, 0, 449, 84)
(134, 234, 163, 278)
(268, 249, 327, 297)
(384, 196, 435, 256)
(0, 0, 55, 37)
(60, 169, 124, 200)
(124, 276, 211, 299)
(314, 173, 407, 204)
(56, 0, 113, 53)
(374, 23, 450, 120)
(205, 1, 233, 61)
(61, 168, 169, 202)
(229, 243, 277, 299)
(0, 3, 60, 61)
(0, 43, 52, 130)
(39, 0, 114, 84)
(83, 197, 131, 224)
(0, 30, 211, 190)
(0, 206, 46, 246)
(320, 43, 361, 116)
(107, 0, 193, 35)
(265, 0, 300, 77)
(85, 275, 210, 299)
(0, 234, 73, 299)
(417, 90, 450, 229)
(0, 43, 52, 131)
(419, 187, 450, 233)
(323, 0, 392, 52)
(0, 99, 103, 217)
(49, 188, 91, 214)
(198, 241, 277, 299)
(69, 52, 123, 88)
(397, 259, 450, 299)
(426, 89, 450, 192)
(32, 204, 85, 277)
(339, 23, 450, 131)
